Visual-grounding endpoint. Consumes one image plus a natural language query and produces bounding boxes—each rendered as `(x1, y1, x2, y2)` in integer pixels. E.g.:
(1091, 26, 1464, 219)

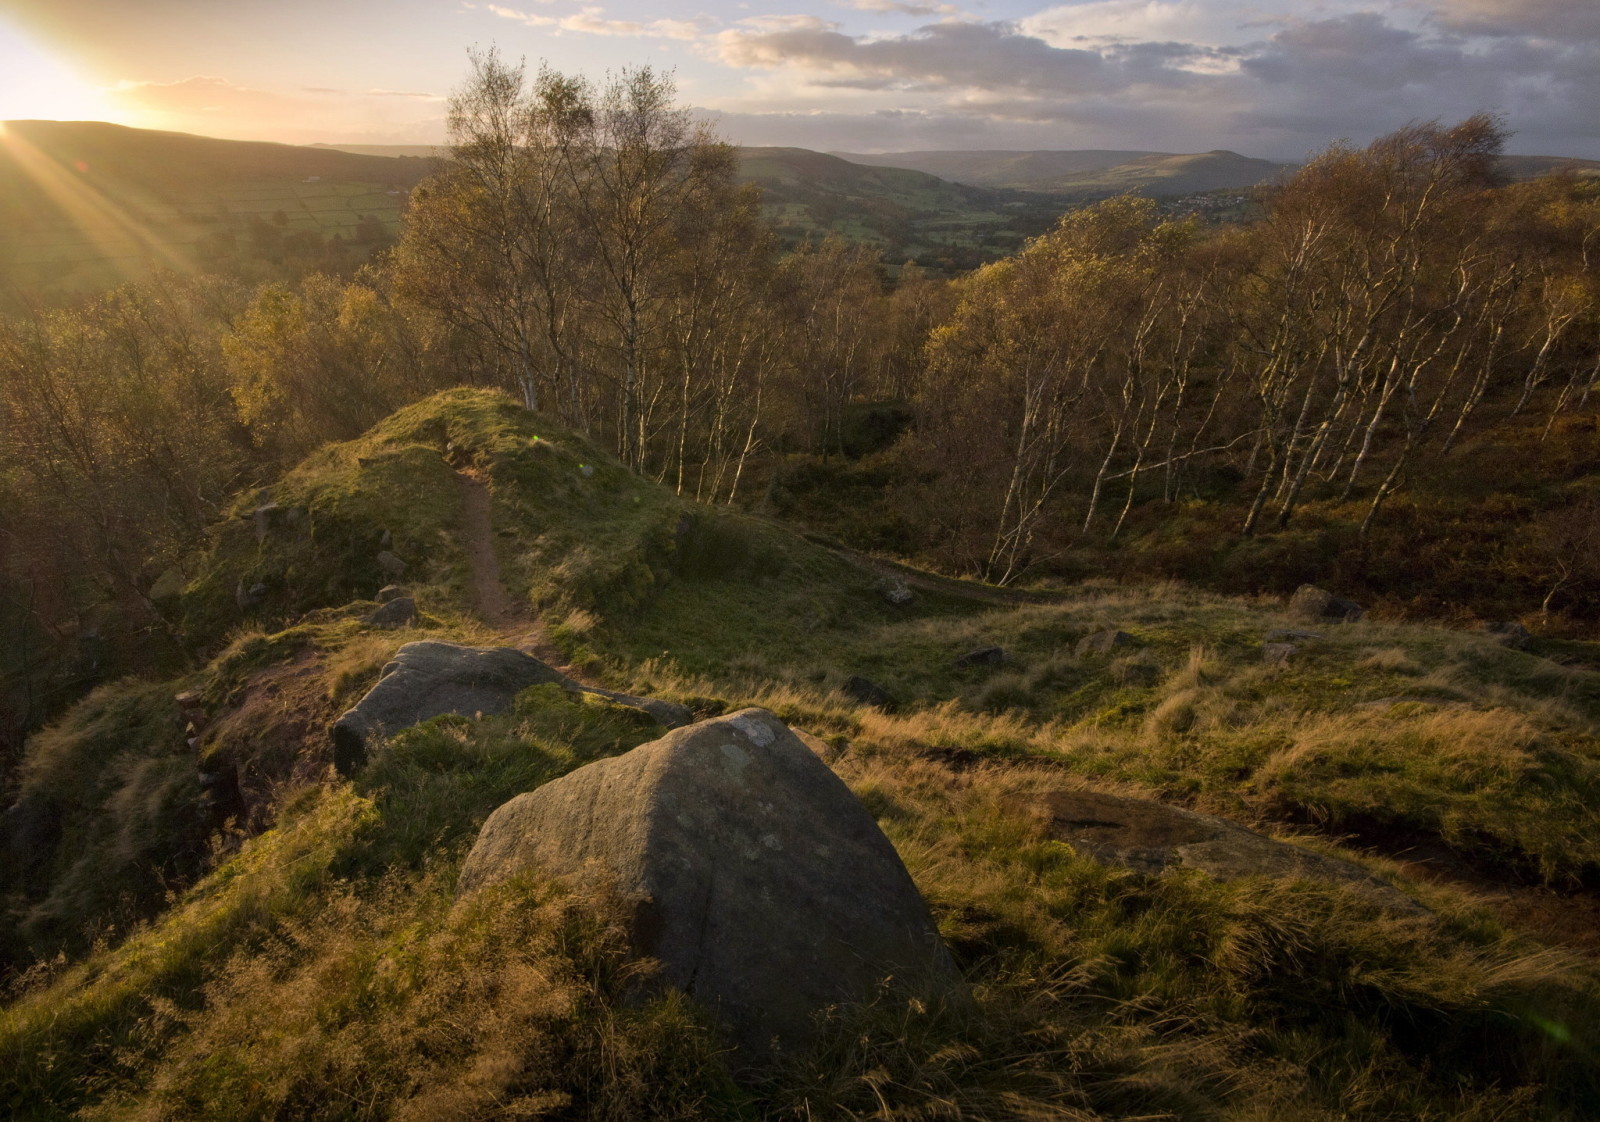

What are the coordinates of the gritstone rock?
(1288, 584, 1364, 622)
(376, 550, 407, 578)
(1011, 789, 1424, 915)
(843, 674, 896, 712)
(376, 584, 409, 603)
(456, 708, 959, 1055)
(1076, 630, 1133, 657)
(331, 641, 692, 775)
(365, 596, 417, 629)
(875, 576, 915, 605)
(1263, 641, 1297, 665)
(1265, 628, 1323, 642)
(953, 646, 1004, 669)
(1483, 621, 1532, 650)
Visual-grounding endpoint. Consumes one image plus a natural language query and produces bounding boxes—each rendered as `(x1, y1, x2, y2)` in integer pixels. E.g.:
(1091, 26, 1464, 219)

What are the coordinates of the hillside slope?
(3, 389, 1599, 1118)
(0, 121, 432, 293)
(834, 147, 1288, 196)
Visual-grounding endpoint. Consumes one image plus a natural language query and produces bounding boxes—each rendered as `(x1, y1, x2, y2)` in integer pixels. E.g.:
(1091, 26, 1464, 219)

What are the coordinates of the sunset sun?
(0, 20, 127, 123)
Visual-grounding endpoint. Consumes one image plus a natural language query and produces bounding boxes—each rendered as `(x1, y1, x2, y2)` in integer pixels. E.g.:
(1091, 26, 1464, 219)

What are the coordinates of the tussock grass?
(8, 391, 1600, 1118)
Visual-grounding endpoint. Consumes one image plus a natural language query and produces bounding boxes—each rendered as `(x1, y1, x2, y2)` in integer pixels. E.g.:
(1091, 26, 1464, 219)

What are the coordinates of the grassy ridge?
(3, 389, 1599, 1118)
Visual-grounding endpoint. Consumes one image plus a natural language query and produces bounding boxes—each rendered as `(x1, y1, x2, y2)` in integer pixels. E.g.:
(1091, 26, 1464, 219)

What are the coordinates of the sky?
(2, 0, 1598, 160)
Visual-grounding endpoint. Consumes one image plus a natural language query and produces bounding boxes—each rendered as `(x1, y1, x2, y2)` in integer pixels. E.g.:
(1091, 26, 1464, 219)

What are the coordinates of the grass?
(6, 389, 1600, 1118)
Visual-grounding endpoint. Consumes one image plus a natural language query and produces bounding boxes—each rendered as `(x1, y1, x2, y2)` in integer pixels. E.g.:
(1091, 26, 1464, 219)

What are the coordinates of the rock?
(1076, 630, 1133, 657)
(843, 675, 896, 712)
(457, 709, 959, 1054)
(1266, 628, 1324, 642)
(235, 581, 267, 611)
(573, 685, 693, 731)
(1263, 642, 1297, 665)
(1010, 789, 1425, 915)
(875, 576, 915, 606)
(376, 550, 407, 578)
(1483, 621, 1531, 650)
(376, 584, 409, 603)
(331, 641, 691, 775)
(1288, 585, 1364, 623)
(252, 503, 280, 541)
(953, 646, 1004, 669)
(366, 596, 417, 629)
(380, 528, 393, 549)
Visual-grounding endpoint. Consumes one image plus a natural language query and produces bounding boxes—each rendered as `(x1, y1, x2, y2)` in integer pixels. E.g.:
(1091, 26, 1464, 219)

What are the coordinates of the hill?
(834, 147, 1289, 197)
(0, 121, 436, 294)
(3, 388, 1599, 1118)
(734, 145, 1060, 265)
(0, 123, 1062, 293)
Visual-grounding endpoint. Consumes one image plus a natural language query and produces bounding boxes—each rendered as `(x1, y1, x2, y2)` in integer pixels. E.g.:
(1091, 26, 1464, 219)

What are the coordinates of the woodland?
(3, 53, 1600, 1121)
(5, 56, 1598, 764)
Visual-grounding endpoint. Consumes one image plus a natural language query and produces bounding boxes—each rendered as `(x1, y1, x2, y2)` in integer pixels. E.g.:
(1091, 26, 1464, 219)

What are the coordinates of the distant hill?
(1500, 154, 1600, 180)
(309, 142, 447, 159)
(0, 120, 435, 294)
(833, 147, 1290, 197)
(734, 146, 1070, 268)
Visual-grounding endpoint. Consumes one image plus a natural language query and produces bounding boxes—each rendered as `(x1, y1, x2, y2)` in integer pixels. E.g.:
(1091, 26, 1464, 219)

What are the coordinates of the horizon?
(2, 1, 1598, 162)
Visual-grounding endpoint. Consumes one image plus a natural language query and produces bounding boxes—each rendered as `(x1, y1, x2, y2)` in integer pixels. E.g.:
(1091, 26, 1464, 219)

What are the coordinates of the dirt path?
(455, 470, 589, 682)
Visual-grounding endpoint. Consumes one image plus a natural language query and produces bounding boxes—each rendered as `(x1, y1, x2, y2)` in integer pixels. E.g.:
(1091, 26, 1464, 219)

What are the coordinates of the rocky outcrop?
(843, 674, 896, 712)
(331, 641, 691, 774)
(1483, 621, 1532, 650)
(953, 646, 1004, 669)
(457, 708, 959, 1055)
(1010, 789, 1424, 915)
(365, 596, 417, 628)
(1288, 585, 1364, 623)
(1076, 630, 1134, 657)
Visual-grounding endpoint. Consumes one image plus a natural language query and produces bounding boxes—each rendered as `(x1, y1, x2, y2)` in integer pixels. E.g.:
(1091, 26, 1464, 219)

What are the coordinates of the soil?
(455, 470, 590, 684)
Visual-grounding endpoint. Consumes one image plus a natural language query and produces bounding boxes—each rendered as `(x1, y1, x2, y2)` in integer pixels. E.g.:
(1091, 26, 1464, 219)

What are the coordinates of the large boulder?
(331, 641, 691, 774)
(1010, 789, 1424, 915)
(456, 708, 959, 1055)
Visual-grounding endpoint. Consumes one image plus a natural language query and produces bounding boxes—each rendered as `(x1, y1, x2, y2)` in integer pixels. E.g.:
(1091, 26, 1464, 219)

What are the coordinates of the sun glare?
(0, 20, 124, 123)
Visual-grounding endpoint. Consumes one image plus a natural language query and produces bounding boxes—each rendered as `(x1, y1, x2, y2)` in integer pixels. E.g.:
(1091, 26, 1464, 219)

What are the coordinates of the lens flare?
(0, 19, 120, 123)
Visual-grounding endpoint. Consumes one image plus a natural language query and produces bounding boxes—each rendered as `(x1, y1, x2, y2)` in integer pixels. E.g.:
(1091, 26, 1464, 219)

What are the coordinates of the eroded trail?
(455, 470, 589, 683)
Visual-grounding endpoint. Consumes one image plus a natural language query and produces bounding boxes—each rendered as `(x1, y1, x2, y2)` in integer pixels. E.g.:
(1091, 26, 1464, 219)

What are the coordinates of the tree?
(393, 53, 756, 470)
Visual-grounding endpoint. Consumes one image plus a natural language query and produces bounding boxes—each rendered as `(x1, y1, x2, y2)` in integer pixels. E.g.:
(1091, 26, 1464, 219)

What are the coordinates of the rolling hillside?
(0, 121, 435, 294)
(834, 147, 1290, 197)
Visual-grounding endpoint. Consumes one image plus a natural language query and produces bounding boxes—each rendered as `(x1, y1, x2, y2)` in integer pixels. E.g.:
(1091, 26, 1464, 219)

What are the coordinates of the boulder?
(235, 581, 267, 611)
(1010, 789, 1424, 915)
(1076, 630, 1133, 657)
(1288, 585, 1364, 623)
(331, 641, 691, 775)
(875, 576, 915, 606)
(1262, 641, 1297, 665)
(843, 674, 896, 712)
(376, 584, 409, 603)
(1265, 628, 1323, 642)
(251, 503, 280, 541)
(953, 646, 1004, 669)
(457, 709, 958, 1055)
(1483, 621, 1532, 650)
(376, 550, 407, 578)
(365, 596, 417, 629)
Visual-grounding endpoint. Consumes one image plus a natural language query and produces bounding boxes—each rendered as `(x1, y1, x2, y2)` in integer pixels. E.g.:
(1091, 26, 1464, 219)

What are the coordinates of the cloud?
(1430, 0, 1600, 40)
(110, 76, 287, 116)
(707, 2, 1600, 158)
(485, 4, 706, 40)
(715, 19, 1118, 95)
(835, 0, 967, 17)
(366, 89, 444, 99)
